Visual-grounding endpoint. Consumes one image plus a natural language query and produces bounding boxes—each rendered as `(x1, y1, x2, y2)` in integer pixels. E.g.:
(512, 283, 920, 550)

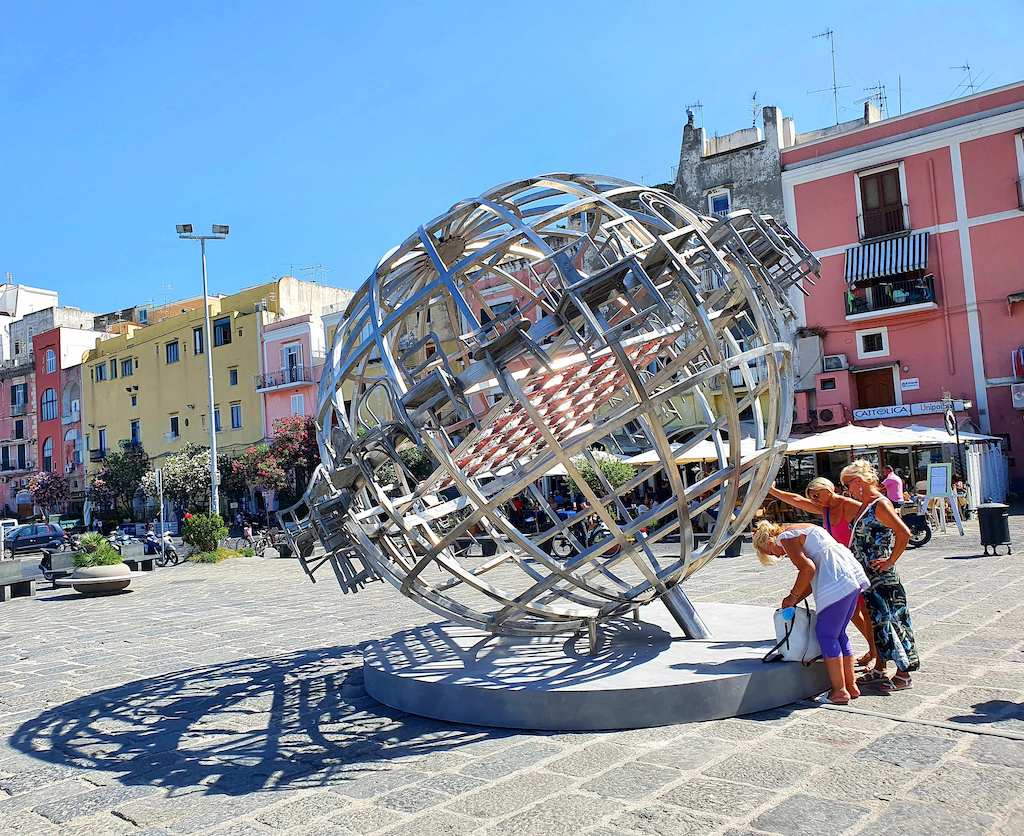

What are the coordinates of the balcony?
(845, 275, 937, 321)
(859, 204, 908, 241)
(255, 363, 323, 391)
(11, 402, 27, 416)
(62, 410, 81, 425)
(89, 449, 107, 462)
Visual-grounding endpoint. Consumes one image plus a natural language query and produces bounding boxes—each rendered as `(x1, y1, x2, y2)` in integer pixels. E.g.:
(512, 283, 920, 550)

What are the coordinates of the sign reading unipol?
(852, 399, 967, 421)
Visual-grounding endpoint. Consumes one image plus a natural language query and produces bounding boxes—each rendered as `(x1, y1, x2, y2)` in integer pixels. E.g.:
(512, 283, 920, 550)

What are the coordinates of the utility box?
(977, 503, 1011, 556)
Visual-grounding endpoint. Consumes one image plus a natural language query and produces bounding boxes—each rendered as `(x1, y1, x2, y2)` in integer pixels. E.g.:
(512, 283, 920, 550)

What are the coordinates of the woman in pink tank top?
(767, 477, 876, 667)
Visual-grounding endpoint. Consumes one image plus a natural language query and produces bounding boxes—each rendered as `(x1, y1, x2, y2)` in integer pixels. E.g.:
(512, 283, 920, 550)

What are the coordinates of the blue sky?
(2, 1, 1021, 311)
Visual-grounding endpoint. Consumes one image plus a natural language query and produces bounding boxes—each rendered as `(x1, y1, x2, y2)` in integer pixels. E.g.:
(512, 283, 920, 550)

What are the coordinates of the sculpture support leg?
(662, 586, 711, 639)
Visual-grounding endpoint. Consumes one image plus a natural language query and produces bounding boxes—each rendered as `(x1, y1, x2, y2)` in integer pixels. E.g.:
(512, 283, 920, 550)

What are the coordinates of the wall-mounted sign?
(899, 377, 920, 391)
(852, 399, 967, 421)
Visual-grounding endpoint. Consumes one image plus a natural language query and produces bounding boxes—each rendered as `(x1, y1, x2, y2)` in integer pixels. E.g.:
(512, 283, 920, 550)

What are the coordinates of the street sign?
(944, 408, 957, 437)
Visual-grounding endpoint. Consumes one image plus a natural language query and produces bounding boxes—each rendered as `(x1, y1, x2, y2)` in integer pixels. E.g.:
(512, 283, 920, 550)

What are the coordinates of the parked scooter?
(155, 531, 180, 567)
(900, 502, 933, 549)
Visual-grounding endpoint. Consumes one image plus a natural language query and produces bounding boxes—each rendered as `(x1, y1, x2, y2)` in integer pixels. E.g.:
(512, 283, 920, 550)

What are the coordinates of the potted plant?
(68, 532, 132, 595)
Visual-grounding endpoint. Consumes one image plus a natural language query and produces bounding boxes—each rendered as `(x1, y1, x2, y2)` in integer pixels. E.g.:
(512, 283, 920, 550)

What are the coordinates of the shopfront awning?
(845, 231, 929, 285)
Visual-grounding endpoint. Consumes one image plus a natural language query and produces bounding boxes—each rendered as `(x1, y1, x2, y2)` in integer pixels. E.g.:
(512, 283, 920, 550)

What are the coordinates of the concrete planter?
(69, 563, 133, 595)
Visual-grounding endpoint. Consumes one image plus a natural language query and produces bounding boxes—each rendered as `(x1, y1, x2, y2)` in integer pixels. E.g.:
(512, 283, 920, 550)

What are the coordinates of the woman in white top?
(753, 520, 870, 705)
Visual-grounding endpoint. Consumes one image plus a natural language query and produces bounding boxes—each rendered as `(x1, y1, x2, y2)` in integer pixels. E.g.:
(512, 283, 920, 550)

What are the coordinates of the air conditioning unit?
(822, 354, 849, 372)
(1012, 383, 1024, 410)
(816, 404, 846, 427)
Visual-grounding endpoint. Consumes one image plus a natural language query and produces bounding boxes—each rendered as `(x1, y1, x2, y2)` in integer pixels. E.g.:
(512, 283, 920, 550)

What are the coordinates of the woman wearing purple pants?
(754, 521, 870, 704)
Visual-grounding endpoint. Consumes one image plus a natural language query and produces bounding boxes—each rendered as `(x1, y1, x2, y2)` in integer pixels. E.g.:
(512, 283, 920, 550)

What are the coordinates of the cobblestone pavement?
(1, 512, 1022, 835)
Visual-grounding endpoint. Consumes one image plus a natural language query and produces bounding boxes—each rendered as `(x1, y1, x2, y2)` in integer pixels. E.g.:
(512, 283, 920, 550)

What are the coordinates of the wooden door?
(855, 368, 895, 409)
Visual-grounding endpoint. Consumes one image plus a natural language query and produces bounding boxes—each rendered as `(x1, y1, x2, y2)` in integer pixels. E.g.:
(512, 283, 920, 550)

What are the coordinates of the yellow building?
(83, 277, 350, 472)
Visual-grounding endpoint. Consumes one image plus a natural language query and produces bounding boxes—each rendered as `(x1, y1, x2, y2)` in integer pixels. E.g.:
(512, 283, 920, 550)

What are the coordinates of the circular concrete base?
(363, 602, 830, 730)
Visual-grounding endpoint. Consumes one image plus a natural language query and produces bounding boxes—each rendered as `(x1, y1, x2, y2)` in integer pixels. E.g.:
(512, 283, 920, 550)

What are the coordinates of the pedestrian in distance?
(840, 459, 919, 691)
(767, 478, 879, 669)
(753, 519, 869, 705)
(882, 465, 904, 505)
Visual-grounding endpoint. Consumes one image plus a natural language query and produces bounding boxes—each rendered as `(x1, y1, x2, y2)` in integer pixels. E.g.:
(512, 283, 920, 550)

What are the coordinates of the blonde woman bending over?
(753, 520, 869, 705)
(767, 477, 878, 669)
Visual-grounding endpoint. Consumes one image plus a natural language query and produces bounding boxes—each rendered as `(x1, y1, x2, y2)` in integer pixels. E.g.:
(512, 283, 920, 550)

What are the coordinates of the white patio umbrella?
(626, 437, 757, 465)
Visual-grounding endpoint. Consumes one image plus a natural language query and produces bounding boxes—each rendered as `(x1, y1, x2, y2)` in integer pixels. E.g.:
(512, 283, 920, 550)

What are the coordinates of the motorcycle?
(900, 502, 932, 549)
(155, 532, 180, 567)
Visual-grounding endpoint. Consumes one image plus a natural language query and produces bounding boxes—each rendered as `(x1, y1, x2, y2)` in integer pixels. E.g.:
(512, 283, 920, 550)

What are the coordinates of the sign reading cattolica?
(852, 400, 967, 421)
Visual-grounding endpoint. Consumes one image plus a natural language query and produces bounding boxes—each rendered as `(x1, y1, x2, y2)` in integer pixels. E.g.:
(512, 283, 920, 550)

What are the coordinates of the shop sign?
(899, 377, 920, 391)
(852, 399, 966, 421)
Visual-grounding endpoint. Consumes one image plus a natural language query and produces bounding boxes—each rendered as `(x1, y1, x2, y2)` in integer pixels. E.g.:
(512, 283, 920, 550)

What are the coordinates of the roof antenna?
(950, 62, 977, 95)
(862, 81, 888, 117)
(750, 90, 759, 128)
(810, 28, 847, 125)
(686, 99, 704, 128)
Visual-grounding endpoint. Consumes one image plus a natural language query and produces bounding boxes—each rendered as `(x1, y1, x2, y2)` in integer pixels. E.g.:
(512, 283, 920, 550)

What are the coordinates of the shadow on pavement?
(9, 645, 504, 795)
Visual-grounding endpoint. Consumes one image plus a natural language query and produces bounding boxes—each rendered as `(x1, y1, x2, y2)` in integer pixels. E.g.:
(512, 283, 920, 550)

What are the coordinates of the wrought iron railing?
(860, 204, 907, 240)
(255, 363, 323, 390)
(845, 274, 936, 316)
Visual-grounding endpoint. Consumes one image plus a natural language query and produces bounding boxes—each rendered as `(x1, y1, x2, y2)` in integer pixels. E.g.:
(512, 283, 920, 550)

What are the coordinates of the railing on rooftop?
(845, 275, 936, 317)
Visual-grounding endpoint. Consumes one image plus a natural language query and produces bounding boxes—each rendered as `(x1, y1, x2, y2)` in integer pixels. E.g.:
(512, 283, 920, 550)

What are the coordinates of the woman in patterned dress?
(840, 460, 919, 691)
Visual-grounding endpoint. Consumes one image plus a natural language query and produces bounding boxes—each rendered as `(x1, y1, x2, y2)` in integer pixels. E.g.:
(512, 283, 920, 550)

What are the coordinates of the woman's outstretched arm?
(767, 486, 824, 517)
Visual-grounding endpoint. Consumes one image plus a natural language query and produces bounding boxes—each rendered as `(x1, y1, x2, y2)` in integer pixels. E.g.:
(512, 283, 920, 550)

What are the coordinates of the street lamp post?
(176, 223, 229, 516)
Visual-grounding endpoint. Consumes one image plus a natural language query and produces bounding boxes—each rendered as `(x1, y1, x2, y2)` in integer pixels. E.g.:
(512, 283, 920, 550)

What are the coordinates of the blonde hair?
(805, 476, 835, 498)
(752, 520, 783, 567)
(840, 459, 879, 488)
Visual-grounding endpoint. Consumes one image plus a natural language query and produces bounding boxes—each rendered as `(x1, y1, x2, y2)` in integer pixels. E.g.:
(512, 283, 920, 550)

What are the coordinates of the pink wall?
(793, 175, 859, 251)
(968, 216, 1024, 380)
(261, 318, 317, 434)
(904, 147, 957, 228)
(961, 131, 1021, 217)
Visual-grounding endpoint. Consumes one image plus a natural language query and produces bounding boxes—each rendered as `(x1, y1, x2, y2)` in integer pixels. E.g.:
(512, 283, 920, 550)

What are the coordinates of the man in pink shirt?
(882, 465, 904, 504)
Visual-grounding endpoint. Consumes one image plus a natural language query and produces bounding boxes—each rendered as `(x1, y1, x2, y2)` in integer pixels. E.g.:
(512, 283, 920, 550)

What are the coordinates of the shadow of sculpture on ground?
(9, 645, 508, 796)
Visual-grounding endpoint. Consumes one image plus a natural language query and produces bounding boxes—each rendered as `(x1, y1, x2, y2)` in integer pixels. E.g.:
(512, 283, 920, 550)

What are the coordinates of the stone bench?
(117, 542, 155, 572)
(39, 550, 77, 586)
(0, 560, 38, 602)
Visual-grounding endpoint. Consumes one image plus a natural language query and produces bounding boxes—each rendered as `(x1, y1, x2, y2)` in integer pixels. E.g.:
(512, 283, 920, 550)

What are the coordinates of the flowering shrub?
(181, 513, 228, 553)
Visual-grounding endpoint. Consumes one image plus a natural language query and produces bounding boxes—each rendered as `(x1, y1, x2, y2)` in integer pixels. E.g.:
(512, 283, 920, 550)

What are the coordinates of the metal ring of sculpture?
(282, 173, 818, 637)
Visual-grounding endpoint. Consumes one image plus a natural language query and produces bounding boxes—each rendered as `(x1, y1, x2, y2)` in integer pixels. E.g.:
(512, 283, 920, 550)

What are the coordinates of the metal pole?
(157, 467, 164, 559)
(200, 239, 220, 515)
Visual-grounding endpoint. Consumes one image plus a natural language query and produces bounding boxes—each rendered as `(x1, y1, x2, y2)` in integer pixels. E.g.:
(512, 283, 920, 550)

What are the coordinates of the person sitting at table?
(767, 479, 878, 669)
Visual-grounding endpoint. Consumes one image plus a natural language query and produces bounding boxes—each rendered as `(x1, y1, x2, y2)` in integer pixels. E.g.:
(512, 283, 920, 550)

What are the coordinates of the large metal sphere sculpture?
(282, 174, 818, 637)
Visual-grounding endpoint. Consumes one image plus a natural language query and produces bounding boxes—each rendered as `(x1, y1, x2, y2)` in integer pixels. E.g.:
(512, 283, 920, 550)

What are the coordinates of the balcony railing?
(860, 204, 907, 240)
(255, 363, 323, 391)
(845, 275, 936, 317)
(89, 449, 107, 462)
(11, 402, 27, 416)
(62, 410, 81, 425)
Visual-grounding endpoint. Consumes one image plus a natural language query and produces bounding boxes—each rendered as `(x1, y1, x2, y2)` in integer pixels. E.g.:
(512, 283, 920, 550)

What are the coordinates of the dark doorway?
(855, 368, 895, 409)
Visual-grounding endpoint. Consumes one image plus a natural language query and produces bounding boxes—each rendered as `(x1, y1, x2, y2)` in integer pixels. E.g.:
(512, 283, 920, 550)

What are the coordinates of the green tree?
(142, 442, 212, 513)
(95, 442, 150, 517)
(569, 450, 636, 499)
(232, 444, 289, 496)
(29, 471, 70, 516)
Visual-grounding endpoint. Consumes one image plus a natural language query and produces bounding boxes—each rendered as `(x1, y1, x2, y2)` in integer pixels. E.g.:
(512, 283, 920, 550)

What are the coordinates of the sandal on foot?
(855, 654, 875, 669)
(856, 669, 887, 686)
(880, 673, 912, 692)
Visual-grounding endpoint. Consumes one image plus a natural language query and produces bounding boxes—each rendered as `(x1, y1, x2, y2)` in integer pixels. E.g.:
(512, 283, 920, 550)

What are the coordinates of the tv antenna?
(686, 99, 704, 127)
(750, 90, 759, 127)
(950, 62, 977, 96)
(810, 28, 846, 125)
(861, 81, 888, 116)
(297, 264, 330, 283)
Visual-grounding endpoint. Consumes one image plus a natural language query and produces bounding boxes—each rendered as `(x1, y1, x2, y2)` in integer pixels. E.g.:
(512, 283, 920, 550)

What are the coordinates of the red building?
(33, 326, 107, 514)
(781, 82, 1024, 490)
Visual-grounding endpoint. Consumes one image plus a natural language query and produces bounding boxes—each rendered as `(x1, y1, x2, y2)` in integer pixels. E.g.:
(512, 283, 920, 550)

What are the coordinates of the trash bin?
(977, 502, 1011, 556)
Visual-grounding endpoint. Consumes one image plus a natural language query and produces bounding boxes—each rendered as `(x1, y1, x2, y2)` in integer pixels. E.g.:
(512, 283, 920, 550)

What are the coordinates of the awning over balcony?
(845, 231, 929, 285)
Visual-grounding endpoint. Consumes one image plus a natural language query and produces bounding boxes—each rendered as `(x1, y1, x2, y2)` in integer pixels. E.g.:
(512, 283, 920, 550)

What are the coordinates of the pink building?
(781, 82, 1024, 489)
(0, 362, 37, 516)
(258, 314, 327, 433)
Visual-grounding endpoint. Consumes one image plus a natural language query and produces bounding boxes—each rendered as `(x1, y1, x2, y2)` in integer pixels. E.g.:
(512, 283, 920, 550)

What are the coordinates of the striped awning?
(845, 231, 929, 285)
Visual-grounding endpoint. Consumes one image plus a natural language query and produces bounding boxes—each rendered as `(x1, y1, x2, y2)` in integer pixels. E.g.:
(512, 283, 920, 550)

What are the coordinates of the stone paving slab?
(0, 513, 1022, 834)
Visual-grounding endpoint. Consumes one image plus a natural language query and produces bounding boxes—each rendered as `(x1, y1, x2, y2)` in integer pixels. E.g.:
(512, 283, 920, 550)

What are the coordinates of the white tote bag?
(762, 601, 821, 665)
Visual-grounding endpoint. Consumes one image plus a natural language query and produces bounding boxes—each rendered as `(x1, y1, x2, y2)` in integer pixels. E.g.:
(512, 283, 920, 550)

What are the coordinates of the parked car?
(3, 523, 67, 559)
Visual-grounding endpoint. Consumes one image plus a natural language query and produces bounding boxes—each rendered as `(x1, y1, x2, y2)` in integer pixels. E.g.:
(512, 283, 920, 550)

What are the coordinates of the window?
(165, 340, 180, 364)
(228, 367, 238, 386)
(130, 419, 140, 445)
(14, 420, 23, 439)
(10, 383, 26, 415)
(1, 447, 8, 470)
(213, 317, 232, 347)
(858, 165, 905, 239)
(130, 394, 137, 408)
(121, 358, 133, 377)
(168, 415, 179, 439)
(95, 363, 108, 381)
(65, 429, 81, 465)
(856, 327, 889, 359)
(41, 388, 57, 421)
(230, 403, 242, 429)
(820, 378, 837, 391)
(138, 308, 149, 324)
(193, 326, 205, 355)
(98, 427, 108, 453)
(109, 358, 118, 379)
(707, 188, 731, 216)
(45, 349, 56, 374)
(290, 393, 305, 416)
(214, 406, 222, 432)
(42, 438, 53, 472)
(13, 340, 20, 355)
(16, 444, 25, 470)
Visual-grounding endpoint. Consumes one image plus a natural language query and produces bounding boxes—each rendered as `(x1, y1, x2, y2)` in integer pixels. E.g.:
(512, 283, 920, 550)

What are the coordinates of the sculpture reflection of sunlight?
(281, 174, 818, 640)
